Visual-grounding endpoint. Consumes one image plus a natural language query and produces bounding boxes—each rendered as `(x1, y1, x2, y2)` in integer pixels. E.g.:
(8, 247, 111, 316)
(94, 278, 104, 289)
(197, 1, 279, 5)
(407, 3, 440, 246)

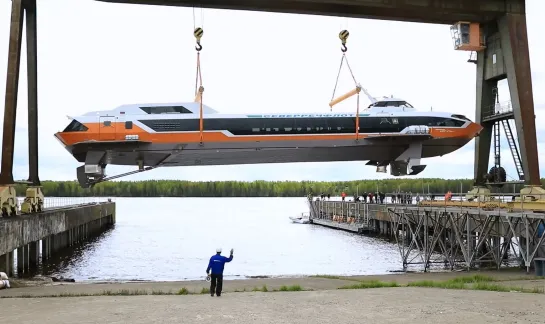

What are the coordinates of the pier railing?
(16, 197, 114, 210)
(307, 199, 370, 227)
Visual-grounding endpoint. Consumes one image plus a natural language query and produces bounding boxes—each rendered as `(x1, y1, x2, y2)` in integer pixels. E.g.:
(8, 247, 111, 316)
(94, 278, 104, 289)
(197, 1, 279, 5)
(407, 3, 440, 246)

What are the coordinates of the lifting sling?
(194, 26, 204, 144)
(193, 7, 205, 144)
(330, 30, 362, 140)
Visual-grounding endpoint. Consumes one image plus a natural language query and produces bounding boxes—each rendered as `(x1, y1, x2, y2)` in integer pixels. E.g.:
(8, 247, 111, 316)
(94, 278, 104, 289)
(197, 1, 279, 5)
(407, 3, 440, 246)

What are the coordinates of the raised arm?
(224, 254, 233, 263)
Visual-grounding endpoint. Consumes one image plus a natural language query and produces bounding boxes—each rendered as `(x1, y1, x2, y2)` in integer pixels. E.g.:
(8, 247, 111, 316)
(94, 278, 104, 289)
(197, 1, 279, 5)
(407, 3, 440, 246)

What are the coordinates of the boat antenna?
(329, 29, 362, 141)
(193, 7, 205, 144)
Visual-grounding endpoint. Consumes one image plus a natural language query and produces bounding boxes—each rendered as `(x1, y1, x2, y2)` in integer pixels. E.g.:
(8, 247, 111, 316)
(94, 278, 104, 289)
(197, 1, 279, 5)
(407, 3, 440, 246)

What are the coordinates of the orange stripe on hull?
(429, 122, 482, 139)
(55, 121, 482, 146)
(56, 122, 368, 145)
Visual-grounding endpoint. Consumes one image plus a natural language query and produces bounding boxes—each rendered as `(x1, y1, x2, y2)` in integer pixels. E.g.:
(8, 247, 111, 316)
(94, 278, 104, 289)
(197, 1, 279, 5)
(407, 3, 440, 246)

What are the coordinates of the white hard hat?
(216, 248, 222, 253)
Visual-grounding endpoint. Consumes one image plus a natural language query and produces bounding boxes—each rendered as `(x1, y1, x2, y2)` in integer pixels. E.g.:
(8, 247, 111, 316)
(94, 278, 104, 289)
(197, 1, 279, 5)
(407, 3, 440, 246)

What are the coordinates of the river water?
(43, 197, 403, 282)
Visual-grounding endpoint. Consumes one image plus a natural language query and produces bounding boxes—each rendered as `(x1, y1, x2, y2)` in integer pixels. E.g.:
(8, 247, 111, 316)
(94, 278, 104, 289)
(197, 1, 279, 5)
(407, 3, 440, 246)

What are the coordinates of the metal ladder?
(360, 204, 369, 226)
(493, 121, 501, 178)
(501, 119, 525, 180)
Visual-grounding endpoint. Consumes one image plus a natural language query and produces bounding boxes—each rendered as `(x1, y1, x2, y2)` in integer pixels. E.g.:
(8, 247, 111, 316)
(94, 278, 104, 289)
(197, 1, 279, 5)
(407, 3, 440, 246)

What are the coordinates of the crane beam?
(95, 0, 524, 25)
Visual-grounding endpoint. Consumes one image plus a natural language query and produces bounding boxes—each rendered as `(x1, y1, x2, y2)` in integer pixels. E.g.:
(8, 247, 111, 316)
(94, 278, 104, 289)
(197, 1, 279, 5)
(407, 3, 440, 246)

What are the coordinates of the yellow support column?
(20, 186, 44, 214)
(0, 186, 18, 217)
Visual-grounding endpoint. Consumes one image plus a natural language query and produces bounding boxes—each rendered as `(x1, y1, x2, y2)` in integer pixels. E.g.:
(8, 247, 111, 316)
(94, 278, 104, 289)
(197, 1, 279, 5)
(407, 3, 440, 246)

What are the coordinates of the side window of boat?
(450, 119, 466, 127)
(311, 118, 328, 133)
(327, 117, 350, 133)
(247, 119, 265, 134)
(407, 116, 435, 127)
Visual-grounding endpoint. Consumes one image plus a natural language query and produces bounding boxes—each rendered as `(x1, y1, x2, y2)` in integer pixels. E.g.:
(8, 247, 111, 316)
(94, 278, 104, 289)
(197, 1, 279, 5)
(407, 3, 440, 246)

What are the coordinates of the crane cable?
(330, 30, 361, 140)
(193, 7, 204, 144)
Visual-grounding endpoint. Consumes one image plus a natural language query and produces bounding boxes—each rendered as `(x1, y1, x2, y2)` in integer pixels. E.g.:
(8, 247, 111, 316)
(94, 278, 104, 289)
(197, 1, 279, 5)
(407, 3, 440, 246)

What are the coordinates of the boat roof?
(75, 98, 464, 120)
(82, 102, 219, 116)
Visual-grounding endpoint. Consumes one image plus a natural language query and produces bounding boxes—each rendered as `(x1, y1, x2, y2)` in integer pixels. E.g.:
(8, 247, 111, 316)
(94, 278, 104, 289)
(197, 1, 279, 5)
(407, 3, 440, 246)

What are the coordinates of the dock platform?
(308, 198, 545, 272)
(0, 201, 116, 277)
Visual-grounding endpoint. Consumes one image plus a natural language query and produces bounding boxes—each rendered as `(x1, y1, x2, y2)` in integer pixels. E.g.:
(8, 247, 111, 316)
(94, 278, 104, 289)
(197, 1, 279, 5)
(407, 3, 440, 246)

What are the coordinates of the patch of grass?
(177, 287, 189, 295)
(151, 290, 171, 295)
(472, 282, 512, 292)
(250, 285, 269, 292)
(497, 275, 545, 281)
(407, 275, 495, 290)
(530, 286, 545, 294)
(311, 275, 341, 280)
(1, 289, 162, 298)
(339, 280, 398, 290)
(407, 274, 545, 294)
(449, 275, 495, 284)
(101, 289, 149, 296)
(407, 280, 465, 289)
(278, 285, 302, 291)
(200, 287, 210, 294)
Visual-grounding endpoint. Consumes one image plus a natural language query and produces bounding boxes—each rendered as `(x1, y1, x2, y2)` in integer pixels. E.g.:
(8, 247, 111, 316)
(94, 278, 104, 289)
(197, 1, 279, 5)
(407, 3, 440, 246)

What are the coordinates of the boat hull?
(65, 136, 471, 167)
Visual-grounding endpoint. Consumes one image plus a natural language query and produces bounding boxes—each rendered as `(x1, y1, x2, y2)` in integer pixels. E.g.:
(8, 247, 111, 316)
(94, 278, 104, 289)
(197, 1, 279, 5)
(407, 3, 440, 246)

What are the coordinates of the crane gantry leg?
(1, 0, 44, 217)
(451, 16, 545, 202)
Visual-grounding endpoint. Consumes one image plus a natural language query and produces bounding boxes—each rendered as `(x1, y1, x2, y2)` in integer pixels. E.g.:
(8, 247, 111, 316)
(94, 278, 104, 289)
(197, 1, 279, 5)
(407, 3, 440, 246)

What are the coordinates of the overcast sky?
(0, 0, 544, 182)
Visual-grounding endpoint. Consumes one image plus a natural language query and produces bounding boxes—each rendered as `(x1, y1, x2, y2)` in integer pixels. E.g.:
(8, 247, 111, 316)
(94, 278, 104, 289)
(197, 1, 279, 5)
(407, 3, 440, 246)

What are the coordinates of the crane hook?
(194, 27, 204, 52)
(339, 29, 349, 53)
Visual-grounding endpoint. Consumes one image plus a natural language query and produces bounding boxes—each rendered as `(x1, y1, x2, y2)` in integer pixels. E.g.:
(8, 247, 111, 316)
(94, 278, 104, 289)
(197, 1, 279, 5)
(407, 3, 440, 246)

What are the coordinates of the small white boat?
(289, 213, 310, 224)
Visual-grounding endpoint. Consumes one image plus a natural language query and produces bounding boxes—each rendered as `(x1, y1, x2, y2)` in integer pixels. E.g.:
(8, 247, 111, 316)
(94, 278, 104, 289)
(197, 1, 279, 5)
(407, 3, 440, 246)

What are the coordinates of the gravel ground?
(2, 288, 545, 324)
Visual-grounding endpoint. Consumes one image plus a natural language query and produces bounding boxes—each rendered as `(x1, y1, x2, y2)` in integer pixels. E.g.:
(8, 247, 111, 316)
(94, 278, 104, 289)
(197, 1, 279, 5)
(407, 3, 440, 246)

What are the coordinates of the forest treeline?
(13, 178, 545, 197)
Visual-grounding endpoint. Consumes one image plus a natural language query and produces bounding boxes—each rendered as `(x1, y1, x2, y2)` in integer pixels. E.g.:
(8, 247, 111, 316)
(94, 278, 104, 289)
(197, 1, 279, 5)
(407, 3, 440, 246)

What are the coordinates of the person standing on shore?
(206, 248, 234, 297)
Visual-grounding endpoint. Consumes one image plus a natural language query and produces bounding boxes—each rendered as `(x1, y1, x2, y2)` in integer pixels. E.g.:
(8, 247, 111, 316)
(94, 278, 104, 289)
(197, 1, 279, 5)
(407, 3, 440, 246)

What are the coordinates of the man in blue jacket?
(206, 248, 233, 297)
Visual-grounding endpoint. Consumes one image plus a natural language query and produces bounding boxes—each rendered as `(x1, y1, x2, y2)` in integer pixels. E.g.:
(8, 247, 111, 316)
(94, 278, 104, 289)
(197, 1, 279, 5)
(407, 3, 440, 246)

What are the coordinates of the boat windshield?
(368, 100, 414, 109)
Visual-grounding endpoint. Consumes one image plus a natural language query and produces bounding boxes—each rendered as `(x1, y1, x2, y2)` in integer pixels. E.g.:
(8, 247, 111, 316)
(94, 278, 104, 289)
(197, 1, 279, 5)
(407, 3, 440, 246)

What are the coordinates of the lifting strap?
(330, 30, 361, 140)
(194, 21, 204, 144)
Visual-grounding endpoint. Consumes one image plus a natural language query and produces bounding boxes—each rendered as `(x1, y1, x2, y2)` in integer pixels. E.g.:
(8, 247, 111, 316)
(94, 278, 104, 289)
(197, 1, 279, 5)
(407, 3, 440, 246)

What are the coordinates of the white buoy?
(0, 272, 10, 289)
(0, 279, 9, 289)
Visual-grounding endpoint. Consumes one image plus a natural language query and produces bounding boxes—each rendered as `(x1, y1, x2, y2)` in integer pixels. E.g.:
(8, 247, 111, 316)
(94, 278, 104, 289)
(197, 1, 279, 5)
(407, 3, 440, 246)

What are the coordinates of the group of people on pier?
(310, 191, 437, 205)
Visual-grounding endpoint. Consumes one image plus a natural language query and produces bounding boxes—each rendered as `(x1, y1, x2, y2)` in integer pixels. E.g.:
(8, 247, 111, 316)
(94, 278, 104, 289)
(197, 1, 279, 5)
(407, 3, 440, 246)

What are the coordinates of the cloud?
(0, 0, 544, 183)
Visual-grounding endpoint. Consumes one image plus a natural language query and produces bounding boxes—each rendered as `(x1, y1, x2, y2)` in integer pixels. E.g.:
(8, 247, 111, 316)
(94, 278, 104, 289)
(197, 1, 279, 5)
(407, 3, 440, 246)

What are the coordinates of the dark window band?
(138, 116, 466, 135)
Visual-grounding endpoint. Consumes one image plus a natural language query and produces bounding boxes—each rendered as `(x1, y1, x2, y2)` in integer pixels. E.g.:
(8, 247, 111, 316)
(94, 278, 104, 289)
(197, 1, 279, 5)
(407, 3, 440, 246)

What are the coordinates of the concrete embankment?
(0, 202, 115, 276)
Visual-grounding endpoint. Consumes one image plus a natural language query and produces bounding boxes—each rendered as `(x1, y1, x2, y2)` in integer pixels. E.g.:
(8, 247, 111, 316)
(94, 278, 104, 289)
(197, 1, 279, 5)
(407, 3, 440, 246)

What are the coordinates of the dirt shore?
(1, 271, 544, 323)
(0, 270, 544, 297)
